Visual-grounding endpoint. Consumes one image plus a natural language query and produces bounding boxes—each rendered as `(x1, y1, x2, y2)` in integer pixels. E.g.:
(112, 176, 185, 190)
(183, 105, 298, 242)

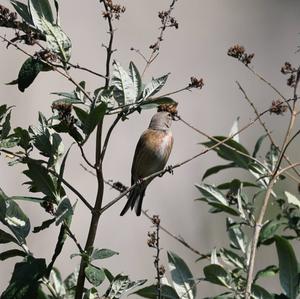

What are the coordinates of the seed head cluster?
(101, 0, 125, 20)
(227, 44, 254, 66)
(270, 99, 288, 116)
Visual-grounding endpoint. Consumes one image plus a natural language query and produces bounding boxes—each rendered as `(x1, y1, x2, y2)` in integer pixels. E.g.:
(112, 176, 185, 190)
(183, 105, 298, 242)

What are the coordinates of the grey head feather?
(148, 111, 172, 131)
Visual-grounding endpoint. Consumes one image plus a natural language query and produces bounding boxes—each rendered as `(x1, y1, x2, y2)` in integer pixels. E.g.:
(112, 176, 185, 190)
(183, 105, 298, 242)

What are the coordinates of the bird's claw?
(166, 165, 174, 175)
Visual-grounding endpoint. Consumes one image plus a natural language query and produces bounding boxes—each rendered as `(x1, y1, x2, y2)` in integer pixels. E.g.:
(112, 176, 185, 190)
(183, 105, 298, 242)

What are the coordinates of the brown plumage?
(120, 112, 174, 216)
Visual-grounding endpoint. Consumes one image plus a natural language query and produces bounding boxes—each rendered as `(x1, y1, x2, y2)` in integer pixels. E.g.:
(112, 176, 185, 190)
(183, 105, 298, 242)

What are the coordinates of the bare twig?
(67, 61, 107, 79)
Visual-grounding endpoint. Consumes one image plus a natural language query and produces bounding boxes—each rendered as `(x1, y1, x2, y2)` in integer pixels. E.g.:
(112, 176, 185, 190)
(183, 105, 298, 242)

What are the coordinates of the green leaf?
(50, 268, 65, 297)
(265, 144, 279, 172)
(83, 288, 99, 299)
(140, 97, 177, 109)
(1, 257, 46, 299)
(203, 264, 231, 287)
(0, 137, 20, 148)
(17, 57, 46, 92)
(202, 136, 252, 169)
(11, 0, 33, 24)
(229, 117, 239, 142)
(132, 284, 180, 299)
(0, 249, 26, 261)
(259, 220, 285, 246)
(106, 274, 146, 299)
(1, 111, 11, 139)
(85, 265, 105, 287)
(74, 103, 106, 136)
(142, 74, 169, 101)
(85, 102, 107, 135)
(55, 197, 73, 225)
(0, 229, 19, 244)
(129, 61, 142, 100)
(219, 248, 244, 269)
(91, 248, 119, 260)
(285, 191, 300, 208)
(251, 285, 273, 299)
(29, 0, 54, 29)
(252, 134, 267, 158)
(103, 268, 114, 283)
(43, 21, 72, 62)
(0, 188, 8, 220)
(23, 161, 58, 199)
(195, 184, 240, 216)
(13, 127, 31, 151)
(202, 163, 236, 180)
(167, 251, 196, 299)
(227, 218, 247, 253)
(254, 265, 278, 282)
(112, 61, 137, 106)
(33, 218, 56, 233)
(0, 190, 30, 243)
(275, 236, 298, 299)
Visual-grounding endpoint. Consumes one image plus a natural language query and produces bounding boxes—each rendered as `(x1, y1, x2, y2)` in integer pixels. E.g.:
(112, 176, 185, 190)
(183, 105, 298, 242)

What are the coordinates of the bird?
(120, 111, 174, 216)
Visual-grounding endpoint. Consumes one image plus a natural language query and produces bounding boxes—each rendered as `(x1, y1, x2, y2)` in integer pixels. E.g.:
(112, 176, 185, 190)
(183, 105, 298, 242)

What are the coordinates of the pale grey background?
(0, 0, 300, 297)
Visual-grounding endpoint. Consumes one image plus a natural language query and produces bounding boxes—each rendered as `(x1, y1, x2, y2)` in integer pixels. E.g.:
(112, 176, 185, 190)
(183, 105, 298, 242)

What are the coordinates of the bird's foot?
(165, 165, 174, 175)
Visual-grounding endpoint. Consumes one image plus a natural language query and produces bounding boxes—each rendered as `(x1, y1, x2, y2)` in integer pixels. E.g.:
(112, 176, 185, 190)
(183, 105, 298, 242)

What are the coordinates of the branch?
(245, 76, 299, 298)
(0, 35, 94, 103)
(49, 170, 93, 211)
(236, 80, 300, 179)
(75, 0, 116, 297)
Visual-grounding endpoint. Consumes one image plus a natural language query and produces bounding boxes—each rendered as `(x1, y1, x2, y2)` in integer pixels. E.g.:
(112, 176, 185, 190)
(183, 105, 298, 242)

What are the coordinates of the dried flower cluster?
(281, 62, 298, 88)
(189, 76, 204, 89)
(0, 4, 17, 24)
(0, 4, 44, 45)
(147, 231, 156, 248)
(52, 102, 75, 125)
(158, 103, 178, 118)
(270, 99, 288, 115)
(227, 44, 254, 66)
(158, 10, 179, 29)
(101, 0, 125, 20)
(37, 49, 57, 63)
(149, 9, 179, 51)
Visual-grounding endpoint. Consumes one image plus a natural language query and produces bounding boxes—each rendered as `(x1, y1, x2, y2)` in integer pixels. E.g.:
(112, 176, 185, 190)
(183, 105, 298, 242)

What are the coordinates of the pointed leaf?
(251, 285, 273, 299)
(202, 163, 236, 180)
(229, 117, 239, 142)
(106, 274, 146, 299)
(129, 61, 142, 99)
(133, 284, 179, 299)
(202, 136, 252, 169)
(203, 264, 231, 288)
(142, 74, 169, 100)
(285, 191, 300, 208)
(11, 0, 33, 24)
(17, 57, 46, 92)
(91, 248, 119, 260)
(252, 134, 267, 158)
(85, 265, 105, 287)
(140, 97, 177, 109)
(275, 236, 298, 299)
(0, 229, 19, 244)
(112, 61, 137, 106)
(29, 0, 54, 29)
(167, 251, 196, 299)
(0, 249, 26, 261)
(254, 265, 278, 282)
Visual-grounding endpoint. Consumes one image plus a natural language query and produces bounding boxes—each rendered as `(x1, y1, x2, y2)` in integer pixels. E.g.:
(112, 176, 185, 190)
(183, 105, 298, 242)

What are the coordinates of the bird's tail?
(120, 185, 146, 216)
